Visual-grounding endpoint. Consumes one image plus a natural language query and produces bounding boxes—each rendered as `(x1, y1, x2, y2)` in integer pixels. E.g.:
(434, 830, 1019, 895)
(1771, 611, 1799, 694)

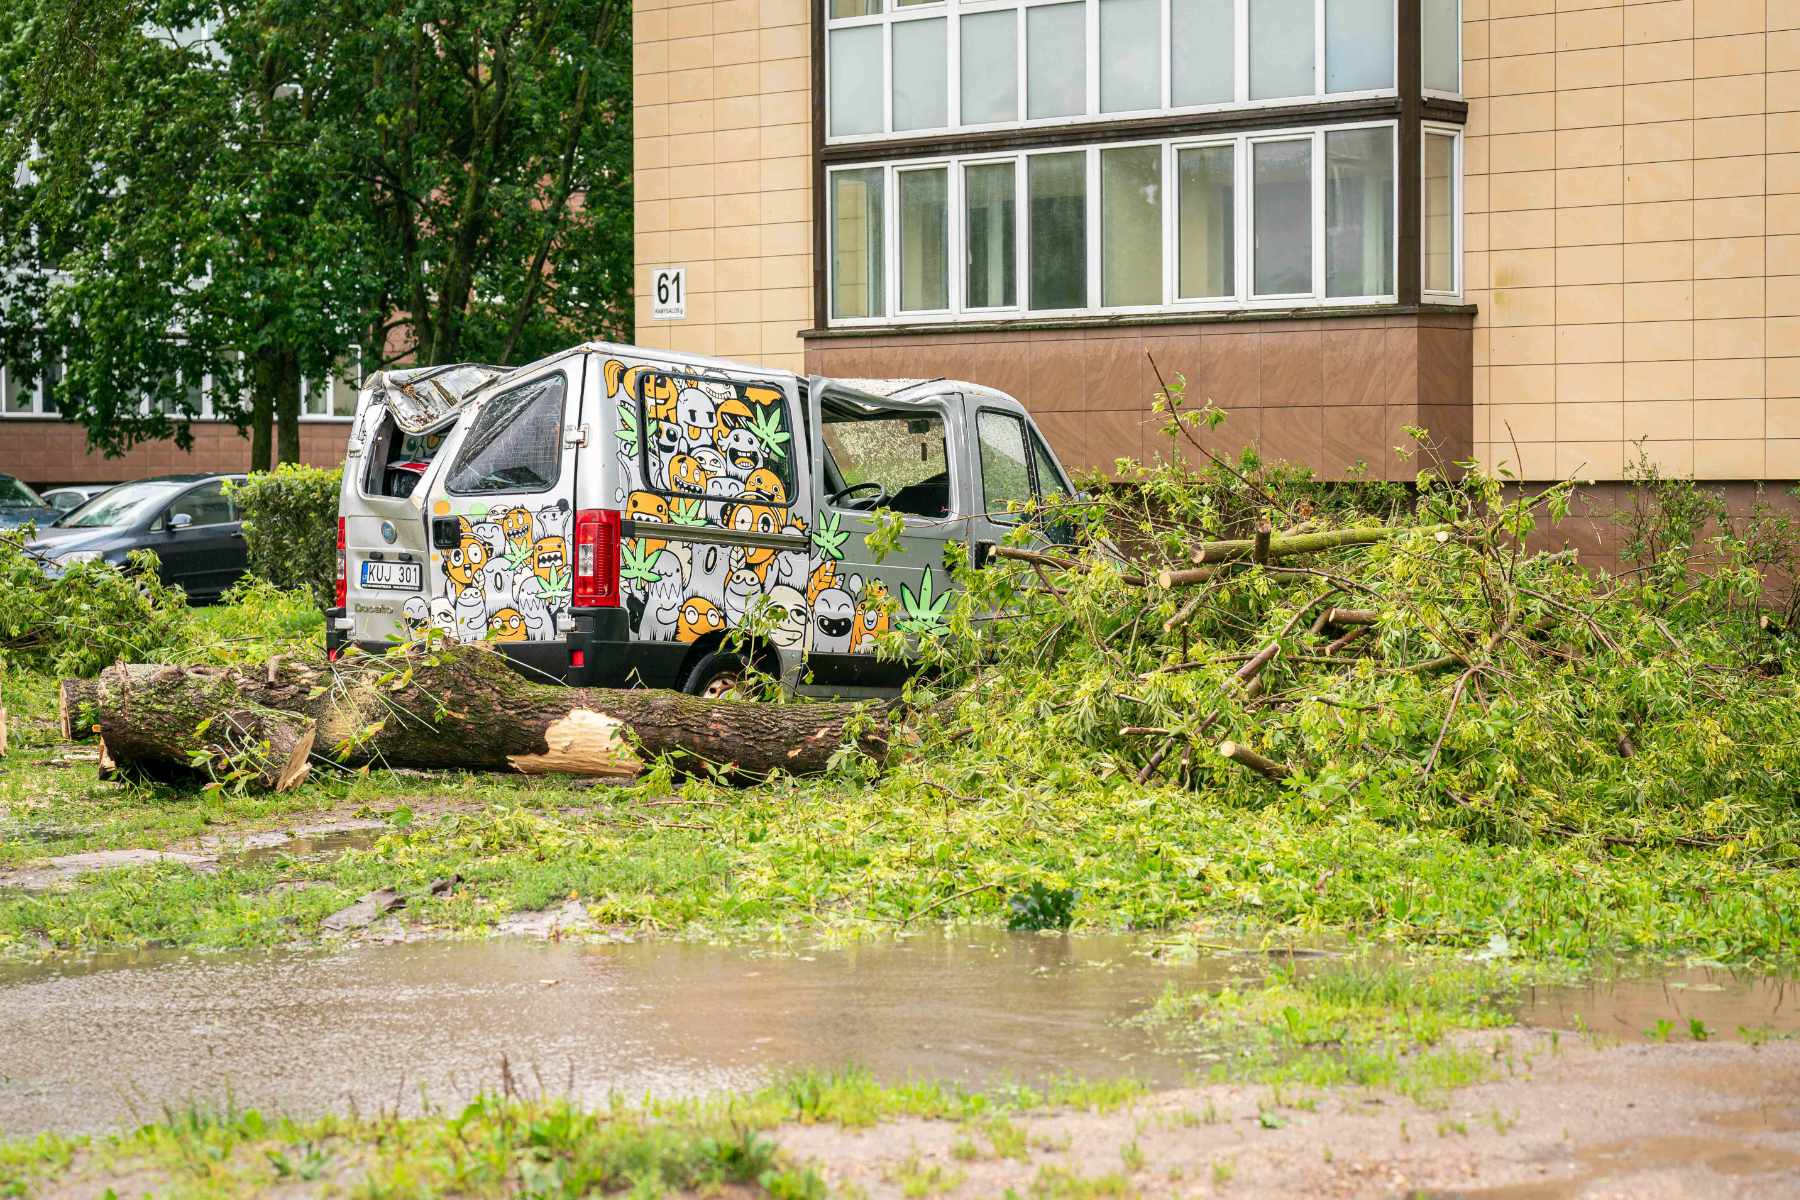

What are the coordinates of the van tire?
(681, 650, 749, 699)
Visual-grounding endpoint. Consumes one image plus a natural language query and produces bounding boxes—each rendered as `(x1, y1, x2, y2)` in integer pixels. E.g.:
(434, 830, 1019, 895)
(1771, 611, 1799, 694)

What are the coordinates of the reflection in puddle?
(3, 932, 1798, 1139)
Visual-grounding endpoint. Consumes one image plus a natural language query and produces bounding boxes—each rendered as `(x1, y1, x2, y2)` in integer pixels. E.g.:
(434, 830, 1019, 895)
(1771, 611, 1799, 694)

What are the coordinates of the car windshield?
(0, 477, 44, 508)
(57, 480, 185, 528)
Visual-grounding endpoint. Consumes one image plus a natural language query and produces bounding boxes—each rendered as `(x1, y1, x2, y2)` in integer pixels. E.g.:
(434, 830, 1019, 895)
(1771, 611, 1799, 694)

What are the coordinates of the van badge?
(380, 520, 397, 544)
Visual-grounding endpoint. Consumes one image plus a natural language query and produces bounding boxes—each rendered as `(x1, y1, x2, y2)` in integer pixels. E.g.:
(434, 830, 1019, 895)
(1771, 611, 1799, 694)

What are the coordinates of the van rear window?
(445, 375, 565, 495)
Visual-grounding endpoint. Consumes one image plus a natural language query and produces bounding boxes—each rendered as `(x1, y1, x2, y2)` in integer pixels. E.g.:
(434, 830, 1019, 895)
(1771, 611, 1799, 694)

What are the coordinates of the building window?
(826, 121, 1397, 324)
(1028, 151, 1087, 311)
(1422, 0, 1461, 97)
(299, 354, 364, 420)
(831, 167, 886, 319)
(963, 160, 1018, 309)
(1422, 125, 1461, 298)
(1324, 125, 1394, 298)
(0, 350, 62, 417)
(824, 0, 1399, 144)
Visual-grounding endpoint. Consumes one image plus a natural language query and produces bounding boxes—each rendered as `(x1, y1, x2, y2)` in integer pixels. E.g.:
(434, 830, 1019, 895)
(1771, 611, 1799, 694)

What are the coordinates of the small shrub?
(1007, 882, 1079, 931)
(231, 464, 342, 607)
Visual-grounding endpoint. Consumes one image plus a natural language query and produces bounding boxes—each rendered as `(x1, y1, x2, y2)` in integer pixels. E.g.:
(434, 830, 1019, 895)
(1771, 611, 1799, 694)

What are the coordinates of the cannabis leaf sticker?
(621, 539, 669, 584)
(537, 566, 573, 604)
(668, 497, 709, 527)
(812, 510, 850, 560)
(899, 567, 951, 636)
(746, 402, 791, 461)
(614, 404, 640, 455)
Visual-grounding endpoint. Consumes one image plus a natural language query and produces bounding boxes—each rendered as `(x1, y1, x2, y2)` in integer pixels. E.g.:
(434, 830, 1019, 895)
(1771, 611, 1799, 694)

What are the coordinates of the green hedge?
(231, 465, 343, 607)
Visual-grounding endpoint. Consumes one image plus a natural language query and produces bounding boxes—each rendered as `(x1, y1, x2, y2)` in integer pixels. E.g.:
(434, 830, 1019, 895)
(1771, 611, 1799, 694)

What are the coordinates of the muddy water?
(3, 934, 1798, 1139)
(0, 932, 1248, 1136)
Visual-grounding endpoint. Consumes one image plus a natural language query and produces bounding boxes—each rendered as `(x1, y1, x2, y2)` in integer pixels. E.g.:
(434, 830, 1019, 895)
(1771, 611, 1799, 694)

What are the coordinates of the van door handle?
(431, 516, 461, 549)
(563, 425, 589, 448)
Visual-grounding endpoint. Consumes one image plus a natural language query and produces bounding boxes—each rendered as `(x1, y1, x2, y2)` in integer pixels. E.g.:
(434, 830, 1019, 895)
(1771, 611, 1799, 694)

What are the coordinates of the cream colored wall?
(1466, 0, 1800, 481)
(632, 0, 813, 373)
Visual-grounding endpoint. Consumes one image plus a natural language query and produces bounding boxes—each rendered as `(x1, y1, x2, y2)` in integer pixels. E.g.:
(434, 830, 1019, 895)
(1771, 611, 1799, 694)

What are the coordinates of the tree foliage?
(0, 0, 632, 463)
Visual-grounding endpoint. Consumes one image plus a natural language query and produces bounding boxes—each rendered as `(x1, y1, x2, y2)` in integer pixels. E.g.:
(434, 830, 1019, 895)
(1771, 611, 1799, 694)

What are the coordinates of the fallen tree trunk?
(66, 644, 888, 785)
(86, 664, 316, 791)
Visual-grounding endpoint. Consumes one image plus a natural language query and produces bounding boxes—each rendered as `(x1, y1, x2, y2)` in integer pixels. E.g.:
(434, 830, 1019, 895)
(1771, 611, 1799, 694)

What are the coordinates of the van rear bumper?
(323, 606, 689, 689)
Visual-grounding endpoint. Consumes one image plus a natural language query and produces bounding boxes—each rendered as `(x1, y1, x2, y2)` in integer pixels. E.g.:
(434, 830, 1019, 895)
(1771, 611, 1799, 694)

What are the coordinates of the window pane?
(3, 365, 31, 414)
(1252, 139, 1312, 296)
(898, 168, 950, 311)
(823, 409, 950, 517)
(1171, 0, 1234, 106)
(1099, 0, 1159, 113)
(831, 0, 880, 16)
(961, 9, 1017, 124)
(829, 26, 883, 136)
(1178, 144, 1235, 298)
(169, 481, 235, 528)
(1250, 0, 1314, 100)
(892, 18, 947, 130)
(1030, 431, 1069, 502)
(1424, 132, 1457, 293)
(831, 168, 885, 319)
(445, 375, 566, 495)
(965, 162, 1017, 308)
(1325, 0, 1393, 92)
(1325, 126, 1394, 298)
(1101, 145, 1162, 307)
(1027, 3, 1085, 119)
(1029, 153, 1087, 309)
(1423, 0, 1460, 93)
(977, 410, 1032, 519)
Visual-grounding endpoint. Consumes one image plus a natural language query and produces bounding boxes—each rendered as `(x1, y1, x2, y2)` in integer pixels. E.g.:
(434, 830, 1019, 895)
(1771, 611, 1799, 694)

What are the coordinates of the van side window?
(636, 374, 797, 510)
(823, 406, 951, 518)
(1030, 429, 1069, 504)
(445, 375, 564, 495)
(976, 410, 1032, 522)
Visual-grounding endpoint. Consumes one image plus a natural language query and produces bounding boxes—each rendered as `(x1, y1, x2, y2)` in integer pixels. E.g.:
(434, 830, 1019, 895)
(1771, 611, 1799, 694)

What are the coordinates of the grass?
(0, 1067, 1144, 1199)
(1139, 957, 1537, 1104)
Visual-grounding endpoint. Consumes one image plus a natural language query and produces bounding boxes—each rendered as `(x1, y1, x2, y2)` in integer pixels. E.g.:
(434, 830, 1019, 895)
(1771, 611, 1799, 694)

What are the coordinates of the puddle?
(3, 933, 1798, 1139)
(1517, 965, 1800, 1040)
(0, 931, 1255, 1135)
(210, 822, 387, 865)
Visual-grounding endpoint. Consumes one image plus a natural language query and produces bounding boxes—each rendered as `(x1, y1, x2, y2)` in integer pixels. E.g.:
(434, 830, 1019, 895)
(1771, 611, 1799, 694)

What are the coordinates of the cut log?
(88, 664, 316, 792)
(71, 643, 887, 785)
(1218, 739, 1291, 782)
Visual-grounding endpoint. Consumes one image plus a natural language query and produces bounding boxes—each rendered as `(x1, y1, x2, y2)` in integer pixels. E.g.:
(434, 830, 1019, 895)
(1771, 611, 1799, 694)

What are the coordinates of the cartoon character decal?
(425, 357, 954, 659)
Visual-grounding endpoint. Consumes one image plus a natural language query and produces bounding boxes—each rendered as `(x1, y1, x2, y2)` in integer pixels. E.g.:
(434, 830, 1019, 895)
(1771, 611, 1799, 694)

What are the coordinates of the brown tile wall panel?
(806, 312, 1476, 482)
(0, 421, 352, 488)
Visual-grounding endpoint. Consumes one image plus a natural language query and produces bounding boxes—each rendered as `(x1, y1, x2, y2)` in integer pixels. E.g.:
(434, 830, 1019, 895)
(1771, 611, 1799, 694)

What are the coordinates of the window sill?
(802, 302, 1478, 340)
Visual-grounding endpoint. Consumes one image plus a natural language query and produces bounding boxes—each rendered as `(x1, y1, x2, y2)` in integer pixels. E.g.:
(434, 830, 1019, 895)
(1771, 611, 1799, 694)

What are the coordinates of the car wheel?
(681, 650, 748, 699)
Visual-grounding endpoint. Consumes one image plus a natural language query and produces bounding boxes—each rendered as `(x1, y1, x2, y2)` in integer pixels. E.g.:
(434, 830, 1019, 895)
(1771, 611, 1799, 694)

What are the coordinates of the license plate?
(360, 560, 422, 591)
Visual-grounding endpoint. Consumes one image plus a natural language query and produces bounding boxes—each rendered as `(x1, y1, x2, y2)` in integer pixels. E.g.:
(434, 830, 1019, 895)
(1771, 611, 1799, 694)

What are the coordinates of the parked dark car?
(41, 483, 115, 513)
(0, 474, 63, 531)
(27, 474, 250, 602)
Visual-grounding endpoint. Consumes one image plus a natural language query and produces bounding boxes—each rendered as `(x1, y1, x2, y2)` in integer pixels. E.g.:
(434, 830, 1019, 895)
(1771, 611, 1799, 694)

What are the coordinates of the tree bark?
(86, 664, 314, 791)
(276, 346, 302, 465)
(1157, 526, 1462, 585)
(65, 644, 887, 786)
(249, 347, 275, 473)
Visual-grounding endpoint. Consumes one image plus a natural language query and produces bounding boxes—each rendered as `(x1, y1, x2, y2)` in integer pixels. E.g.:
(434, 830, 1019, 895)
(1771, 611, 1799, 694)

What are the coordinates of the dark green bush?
(231, 465, 343, 606)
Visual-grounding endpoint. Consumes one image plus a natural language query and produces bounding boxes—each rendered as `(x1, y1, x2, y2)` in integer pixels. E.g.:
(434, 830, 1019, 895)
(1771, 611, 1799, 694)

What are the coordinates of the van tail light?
(335, 517, 348, 610)
(572, 508, 621, 608)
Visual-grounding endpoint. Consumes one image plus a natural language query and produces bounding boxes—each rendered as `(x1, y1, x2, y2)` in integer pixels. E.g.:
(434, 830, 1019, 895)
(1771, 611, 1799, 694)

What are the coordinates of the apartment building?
(633, 0, 1800, 563)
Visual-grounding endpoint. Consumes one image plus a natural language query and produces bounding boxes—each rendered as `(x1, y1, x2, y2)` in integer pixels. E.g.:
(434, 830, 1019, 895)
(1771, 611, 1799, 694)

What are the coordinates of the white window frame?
(1420, 0, 1462, 102)
(136, 368, 218, 422)
(959, 154, 1028, 315)
(825, 0, 1400, 146)
(1421, 121, 1463, 301)
(824, 119, 1399, 327)
(0, 360, 58, 418)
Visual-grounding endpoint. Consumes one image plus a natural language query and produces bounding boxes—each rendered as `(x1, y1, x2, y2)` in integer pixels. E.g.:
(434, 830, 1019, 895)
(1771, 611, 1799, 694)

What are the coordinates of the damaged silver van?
(329, 343, 1075, 697)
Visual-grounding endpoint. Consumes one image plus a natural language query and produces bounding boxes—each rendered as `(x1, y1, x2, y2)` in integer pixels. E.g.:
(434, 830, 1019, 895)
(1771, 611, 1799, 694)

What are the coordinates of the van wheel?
(682, 650, 747, 699)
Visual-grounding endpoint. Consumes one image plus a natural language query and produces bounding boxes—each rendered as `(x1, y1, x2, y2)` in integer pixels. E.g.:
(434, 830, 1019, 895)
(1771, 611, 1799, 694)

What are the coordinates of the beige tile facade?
(632, 0, 812, 373)
(1466, 0, 1800, 480)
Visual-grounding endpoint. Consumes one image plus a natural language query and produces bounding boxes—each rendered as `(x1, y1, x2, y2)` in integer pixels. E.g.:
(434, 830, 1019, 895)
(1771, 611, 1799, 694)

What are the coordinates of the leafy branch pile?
(0, 531, 190, 677)
(905, 397, 1800, 871)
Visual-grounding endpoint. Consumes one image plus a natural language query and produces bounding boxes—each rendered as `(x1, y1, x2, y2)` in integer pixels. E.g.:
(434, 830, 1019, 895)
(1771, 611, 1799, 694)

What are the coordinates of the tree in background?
(0, 0, 632, 466)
